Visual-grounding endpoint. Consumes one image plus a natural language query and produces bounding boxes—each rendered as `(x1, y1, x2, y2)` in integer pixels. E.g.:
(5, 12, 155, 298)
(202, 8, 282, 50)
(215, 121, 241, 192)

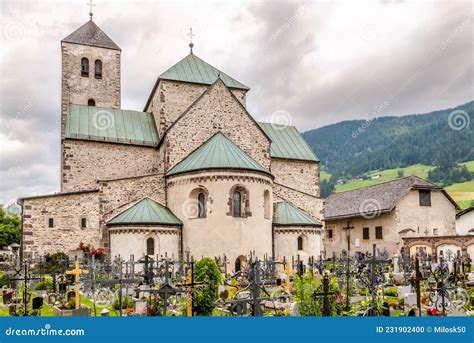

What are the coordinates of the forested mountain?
(303, 101, 474, 179)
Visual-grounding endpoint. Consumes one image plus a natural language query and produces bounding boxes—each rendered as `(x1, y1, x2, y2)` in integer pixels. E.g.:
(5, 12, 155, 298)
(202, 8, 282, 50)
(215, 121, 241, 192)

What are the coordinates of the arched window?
(263, 190, 270, 219)
(95, 59, 102, 79)
(297, 236, 303, 251)
(198, 192, 206, 218)
(233, 191, 242, 217)
(81, 57, 89, 77)
(88, 98, 95, 106)
(146, 238, 154, 255)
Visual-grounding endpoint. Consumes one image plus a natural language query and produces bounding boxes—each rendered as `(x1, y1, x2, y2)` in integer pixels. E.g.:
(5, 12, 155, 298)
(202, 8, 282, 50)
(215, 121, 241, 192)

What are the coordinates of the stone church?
(18, 18, 324, 269)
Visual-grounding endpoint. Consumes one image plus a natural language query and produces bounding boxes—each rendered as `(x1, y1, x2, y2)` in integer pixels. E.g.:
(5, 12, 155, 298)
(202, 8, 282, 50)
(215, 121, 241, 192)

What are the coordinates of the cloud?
(0, 0, 472, 203)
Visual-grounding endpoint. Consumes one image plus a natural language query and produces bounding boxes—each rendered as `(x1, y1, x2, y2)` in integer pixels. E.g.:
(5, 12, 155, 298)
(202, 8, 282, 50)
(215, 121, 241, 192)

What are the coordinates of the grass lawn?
(320, 170, 331, 181)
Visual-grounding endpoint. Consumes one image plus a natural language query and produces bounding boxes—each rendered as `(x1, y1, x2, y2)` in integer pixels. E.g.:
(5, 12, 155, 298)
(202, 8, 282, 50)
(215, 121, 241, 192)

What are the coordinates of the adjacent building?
(323, 176, 459, 256)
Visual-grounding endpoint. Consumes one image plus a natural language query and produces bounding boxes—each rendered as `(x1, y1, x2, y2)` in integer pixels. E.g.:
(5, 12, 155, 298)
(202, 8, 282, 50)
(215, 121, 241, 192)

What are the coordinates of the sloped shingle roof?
(273, 201, 321, 226)
(166, 132, 268, 176)
(159, 54, 249, 90)
(325, 176, 439, 220)
(62, 20, 120, 50)
(66, 104, 158, 146)
(258, 122, 319, 162)
(107, 198, 182, 226)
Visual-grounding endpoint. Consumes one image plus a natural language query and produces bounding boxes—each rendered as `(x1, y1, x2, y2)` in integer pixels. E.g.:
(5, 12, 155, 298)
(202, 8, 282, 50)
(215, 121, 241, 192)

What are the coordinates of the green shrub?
(34, 279, 53, 292)
(113, 295, 135, 310)
(193, 257, 223, 316)
(384, 286, 399, 297)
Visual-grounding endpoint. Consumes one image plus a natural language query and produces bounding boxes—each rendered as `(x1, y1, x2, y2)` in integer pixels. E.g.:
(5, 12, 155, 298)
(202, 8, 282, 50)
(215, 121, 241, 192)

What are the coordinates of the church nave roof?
(66, 104, 159, 146)
(258, 122, 319, 162)
(166, 132, 268, 177)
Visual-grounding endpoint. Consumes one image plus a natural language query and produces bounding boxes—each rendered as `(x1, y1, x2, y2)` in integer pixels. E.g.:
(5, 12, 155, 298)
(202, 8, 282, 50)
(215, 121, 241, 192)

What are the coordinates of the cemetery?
(0, 245, 472, 317)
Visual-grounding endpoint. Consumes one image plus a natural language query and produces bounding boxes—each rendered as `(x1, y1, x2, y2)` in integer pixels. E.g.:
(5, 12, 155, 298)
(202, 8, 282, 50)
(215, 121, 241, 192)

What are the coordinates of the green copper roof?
(273, 202, 321, 226)
(166, 132, 268, 176)
(108, 198, 182, 226)
(258, 122, 319, 162)
(66, 104, 159, 146)
(159, 54, 249, 90)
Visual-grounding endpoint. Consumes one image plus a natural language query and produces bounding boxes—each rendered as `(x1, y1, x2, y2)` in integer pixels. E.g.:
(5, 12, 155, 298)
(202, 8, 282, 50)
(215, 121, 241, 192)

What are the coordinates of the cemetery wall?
(166, 169, 273, 264)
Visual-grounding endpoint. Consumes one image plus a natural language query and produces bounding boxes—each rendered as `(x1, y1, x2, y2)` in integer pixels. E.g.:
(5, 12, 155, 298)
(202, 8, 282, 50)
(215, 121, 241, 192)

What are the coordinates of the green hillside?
(303, 101, 474, 177)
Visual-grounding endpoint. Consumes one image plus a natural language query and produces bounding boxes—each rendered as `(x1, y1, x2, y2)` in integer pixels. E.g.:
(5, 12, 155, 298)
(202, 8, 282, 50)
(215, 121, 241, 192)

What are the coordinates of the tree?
(193, 257, 222, 316)
(397, 169, 404, 178)
(0, 207, 20, 248)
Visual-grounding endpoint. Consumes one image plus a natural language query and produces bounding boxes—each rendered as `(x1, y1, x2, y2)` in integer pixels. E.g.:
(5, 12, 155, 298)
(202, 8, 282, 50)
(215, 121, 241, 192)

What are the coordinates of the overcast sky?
(0, 0, 472, 205)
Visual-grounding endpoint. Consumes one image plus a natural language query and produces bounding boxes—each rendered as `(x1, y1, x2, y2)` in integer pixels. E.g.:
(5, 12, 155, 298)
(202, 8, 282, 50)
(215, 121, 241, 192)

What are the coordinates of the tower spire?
(87, 0, 95, 20)
(187, 27, 195, 55)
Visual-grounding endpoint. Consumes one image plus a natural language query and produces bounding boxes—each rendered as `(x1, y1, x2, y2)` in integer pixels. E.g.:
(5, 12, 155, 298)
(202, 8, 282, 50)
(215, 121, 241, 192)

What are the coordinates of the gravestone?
(32, 296, 43, 310)
(135, 300, 147, 315)
(393, 254, 400, 273)
(100, 308, 109, 316)
(404, 293, 417, 306)
(67, 291, 76, 303)
(398, 285, 411, 298)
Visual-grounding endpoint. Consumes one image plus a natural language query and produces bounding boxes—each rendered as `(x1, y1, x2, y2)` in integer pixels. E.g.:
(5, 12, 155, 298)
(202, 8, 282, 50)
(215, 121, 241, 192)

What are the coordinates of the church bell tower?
(60, 10, 121, 139)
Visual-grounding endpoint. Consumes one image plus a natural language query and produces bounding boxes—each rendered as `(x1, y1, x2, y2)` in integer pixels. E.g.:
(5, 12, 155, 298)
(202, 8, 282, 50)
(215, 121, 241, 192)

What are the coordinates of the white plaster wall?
(395, 190, 457, 236)
(274, 227, 322, 261)
(109, 227, 180, 260)
(167, 170, 273, 265)
(456, 211, 474, 235)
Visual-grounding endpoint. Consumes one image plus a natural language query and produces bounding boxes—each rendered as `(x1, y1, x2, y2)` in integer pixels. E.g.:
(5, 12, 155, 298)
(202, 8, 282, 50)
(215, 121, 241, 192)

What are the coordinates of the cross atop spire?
(87, 0, 95, 20)
(187, 27, 196, 54)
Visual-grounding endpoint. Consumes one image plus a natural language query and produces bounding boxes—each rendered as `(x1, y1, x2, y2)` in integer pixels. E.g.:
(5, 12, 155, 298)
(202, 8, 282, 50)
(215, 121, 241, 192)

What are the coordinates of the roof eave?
(166, 167, 274, 179)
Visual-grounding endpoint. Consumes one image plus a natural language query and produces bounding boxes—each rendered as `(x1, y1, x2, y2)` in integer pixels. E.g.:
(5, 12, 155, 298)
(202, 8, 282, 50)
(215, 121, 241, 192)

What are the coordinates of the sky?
(0, 0, 472, 205)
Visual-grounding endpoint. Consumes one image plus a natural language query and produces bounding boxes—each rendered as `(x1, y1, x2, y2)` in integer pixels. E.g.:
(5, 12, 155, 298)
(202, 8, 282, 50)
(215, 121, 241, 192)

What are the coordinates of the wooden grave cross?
(66, 260, 88, 309)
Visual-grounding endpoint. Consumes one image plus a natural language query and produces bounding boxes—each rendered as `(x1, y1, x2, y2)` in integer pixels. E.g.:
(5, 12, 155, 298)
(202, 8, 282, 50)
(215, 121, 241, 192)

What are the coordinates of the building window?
(375, 226, 383, 239)
(197, 192, 206, 218)
(81, 57, 89, 77)
(263, 190, 270, 219)
(48, 218, 54, 228)
(297, 236, 303, 251)
(146, 238, 154, 255)
(80, 217, 87, 228)
(433, 228, 438, 236)
(419, 190, 431, 206)
(327, 229, 333, 239)
(94, 59, 102, 79)
(228, 185, 250, 218)
(233, 191, 242, 217)
(363, 227, 370, 240)
(88, 98, 95, 106)
(235, 258, 241, 272)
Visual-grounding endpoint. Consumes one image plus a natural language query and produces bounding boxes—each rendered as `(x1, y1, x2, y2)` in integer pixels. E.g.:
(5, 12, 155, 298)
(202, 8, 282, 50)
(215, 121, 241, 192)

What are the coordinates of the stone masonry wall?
(21, 191, 101, 257)
(99, 174, 166, 222)
(62, 139, 162, 192)
(146, 79, 246, 137)
(271, 159, 320, 196)
(61, 42, 121, 139)
(273, 183, 324, 222)
(164, 79, 270, 171)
